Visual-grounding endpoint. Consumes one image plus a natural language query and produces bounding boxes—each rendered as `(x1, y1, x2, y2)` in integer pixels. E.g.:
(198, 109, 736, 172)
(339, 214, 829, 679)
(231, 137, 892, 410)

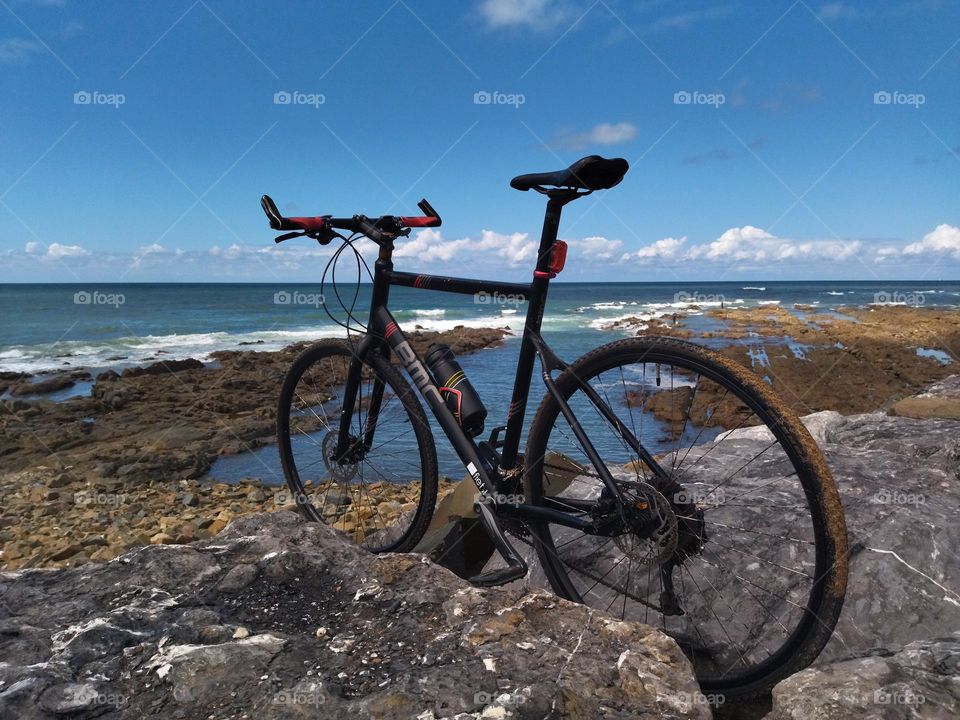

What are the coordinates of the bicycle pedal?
(469, 564, 527, 587)
(469, 501, 528, 587)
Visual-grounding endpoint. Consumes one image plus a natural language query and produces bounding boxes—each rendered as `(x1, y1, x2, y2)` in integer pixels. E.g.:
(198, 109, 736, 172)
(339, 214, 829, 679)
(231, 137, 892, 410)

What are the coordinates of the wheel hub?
(322, 431, 359, 485)
(612, 482, 679, 567)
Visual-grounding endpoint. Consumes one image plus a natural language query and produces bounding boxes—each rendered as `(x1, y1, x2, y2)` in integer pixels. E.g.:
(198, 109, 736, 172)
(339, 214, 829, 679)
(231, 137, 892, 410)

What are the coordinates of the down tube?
(372, 305, 497, 495)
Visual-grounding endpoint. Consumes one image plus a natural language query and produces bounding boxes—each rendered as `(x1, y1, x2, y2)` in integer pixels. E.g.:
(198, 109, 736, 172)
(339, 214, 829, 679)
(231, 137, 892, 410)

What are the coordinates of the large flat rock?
(0, 512, 710, 719)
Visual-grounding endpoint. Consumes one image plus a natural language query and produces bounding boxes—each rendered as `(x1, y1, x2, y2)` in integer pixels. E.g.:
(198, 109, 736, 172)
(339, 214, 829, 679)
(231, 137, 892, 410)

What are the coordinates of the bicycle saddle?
(510, 155, 629, 192)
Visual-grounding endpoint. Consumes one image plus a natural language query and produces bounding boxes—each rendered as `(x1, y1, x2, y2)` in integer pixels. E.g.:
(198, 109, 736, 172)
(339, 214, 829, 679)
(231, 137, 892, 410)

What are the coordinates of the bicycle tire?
(523, 336, 847, 699)
(277, 339, 438, 553)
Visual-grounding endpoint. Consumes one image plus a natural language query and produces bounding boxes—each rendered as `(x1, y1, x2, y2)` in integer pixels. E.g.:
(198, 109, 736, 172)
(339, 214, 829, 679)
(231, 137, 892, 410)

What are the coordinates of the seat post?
(535, 189, 579, 272)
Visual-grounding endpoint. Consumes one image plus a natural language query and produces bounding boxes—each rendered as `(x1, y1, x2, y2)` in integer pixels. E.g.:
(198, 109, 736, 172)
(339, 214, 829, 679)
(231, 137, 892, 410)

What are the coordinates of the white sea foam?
(742, 286, 766, 291)
(414, 308, 445, 318)
(0, 327, 345, 374)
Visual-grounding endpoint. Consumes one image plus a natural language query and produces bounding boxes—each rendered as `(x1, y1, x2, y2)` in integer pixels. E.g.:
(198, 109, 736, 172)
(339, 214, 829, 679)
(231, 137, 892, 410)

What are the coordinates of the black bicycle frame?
(335, 190, 667, 533)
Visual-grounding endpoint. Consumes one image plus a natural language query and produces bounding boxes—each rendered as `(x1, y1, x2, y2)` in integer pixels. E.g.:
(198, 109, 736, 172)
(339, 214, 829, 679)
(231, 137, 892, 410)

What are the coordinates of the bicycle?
(260, 154, 848, 699)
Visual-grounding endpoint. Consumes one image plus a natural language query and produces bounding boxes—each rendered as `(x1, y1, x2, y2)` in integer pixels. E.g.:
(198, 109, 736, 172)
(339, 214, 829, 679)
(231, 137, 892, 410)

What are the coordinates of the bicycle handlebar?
(261, 195, 441, 247)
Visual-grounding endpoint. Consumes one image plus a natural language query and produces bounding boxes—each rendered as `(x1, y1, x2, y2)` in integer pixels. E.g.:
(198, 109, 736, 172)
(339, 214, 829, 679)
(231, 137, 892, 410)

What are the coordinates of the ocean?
(3, 281, 957, 482)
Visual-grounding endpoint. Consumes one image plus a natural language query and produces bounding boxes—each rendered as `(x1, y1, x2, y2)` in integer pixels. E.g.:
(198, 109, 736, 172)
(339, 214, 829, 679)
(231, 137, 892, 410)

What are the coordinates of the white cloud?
(394, 228, 535, 268)
(477, 0, 572, 30)
(24, 241, 40, 254)
(902, 224, 960, 259)
(0, 38, 42, 63)
(623, 237, 687, 263)
(686, 226, 860, 263)
(554, 122, 637, 150)
(817, 2, 858, 20)
(569, 236, 623, 262)
(652, 6, 735, 31)
(46, 242, 88, 258)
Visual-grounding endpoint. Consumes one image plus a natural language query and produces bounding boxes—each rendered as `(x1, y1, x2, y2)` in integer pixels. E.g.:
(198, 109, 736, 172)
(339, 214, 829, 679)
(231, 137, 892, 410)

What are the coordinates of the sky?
(1, 0, 958, 283)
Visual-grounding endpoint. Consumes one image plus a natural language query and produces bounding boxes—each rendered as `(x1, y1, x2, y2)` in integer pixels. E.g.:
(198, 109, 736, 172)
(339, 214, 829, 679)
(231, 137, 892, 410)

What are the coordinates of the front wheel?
(277, 339, 438, 553)
(523, 336, 847, 699)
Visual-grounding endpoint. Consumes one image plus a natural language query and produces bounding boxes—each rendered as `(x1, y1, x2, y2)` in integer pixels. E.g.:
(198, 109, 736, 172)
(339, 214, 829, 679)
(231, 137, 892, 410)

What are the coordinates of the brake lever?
(274, 231, 305, 243)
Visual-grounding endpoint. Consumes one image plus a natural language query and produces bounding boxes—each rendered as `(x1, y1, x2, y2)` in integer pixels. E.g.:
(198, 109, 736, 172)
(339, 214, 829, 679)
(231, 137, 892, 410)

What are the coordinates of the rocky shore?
(612, 304, 960, 418)
(0, 327, 505, 570)
(0, 512, 713, 720)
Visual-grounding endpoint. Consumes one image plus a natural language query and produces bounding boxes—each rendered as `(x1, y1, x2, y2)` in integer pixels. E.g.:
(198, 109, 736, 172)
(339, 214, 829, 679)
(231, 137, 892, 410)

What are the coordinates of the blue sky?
(1, 0, 958, 283)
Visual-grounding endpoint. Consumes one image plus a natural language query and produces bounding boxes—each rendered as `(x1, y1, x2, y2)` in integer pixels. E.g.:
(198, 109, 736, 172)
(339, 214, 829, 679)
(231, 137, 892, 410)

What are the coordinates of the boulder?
(0, 512, 711, 719)
(764, 635, 960, 719)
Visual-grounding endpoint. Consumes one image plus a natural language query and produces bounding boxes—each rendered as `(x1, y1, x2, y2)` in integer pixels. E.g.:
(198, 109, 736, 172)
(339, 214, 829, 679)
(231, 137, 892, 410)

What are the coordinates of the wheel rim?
(282, 349, 429, 551)
(528, 348, 836, 693)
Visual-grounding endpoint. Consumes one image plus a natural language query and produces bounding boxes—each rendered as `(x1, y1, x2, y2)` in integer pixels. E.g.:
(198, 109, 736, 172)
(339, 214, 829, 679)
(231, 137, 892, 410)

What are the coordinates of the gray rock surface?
(0, 512, 711, 719)
(764, 634, 960, 719)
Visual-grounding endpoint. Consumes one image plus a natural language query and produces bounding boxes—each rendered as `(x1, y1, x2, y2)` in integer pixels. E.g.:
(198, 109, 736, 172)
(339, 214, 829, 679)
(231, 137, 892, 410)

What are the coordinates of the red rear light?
(548, 241, 568, 274)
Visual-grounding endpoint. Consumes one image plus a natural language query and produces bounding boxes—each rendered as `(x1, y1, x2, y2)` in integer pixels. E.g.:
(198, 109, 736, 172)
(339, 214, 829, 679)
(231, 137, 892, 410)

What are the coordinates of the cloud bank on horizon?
(6, 222, 959, 283)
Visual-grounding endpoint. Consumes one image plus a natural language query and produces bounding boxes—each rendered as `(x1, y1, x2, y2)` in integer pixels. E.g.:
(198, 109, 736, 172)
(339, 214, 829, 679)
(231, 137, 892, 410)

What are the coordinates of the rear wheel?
(523, 336, 847, 699)
(277, 339, 438, 552)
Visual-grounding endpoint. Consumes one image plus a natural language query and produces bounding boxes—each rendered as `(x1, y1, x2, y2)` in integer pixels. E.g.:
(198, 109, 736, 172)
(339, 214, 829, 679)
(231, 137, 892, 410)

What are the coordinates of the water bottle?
(424, 343, 487, 438)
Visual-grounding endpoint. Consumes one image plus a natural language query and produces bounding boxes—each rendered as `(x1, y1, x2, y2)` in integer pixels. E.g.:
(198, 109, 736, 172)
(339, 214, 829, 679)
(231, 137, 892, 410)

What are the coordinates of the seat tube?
(499, 196, 566, 470)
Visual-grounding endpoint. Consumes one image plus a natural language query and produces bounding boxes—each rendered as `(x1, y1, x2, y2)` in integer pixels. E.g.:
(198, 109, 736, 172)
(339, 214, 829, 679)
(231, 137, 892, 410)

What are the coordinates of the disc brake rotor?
(322, 431, 358, 485)
(614, 482, 679, 567)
